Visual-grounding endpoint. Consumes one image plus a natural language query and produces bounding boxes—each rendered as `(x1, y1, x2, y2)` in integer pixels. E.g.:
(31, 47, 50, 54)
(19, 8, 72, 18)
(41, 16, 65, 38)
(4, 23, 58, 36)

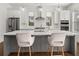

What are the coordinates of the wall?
(0, 3, 10, 42)
(67, 4, 79, 11)
(7, 5, 58, 30)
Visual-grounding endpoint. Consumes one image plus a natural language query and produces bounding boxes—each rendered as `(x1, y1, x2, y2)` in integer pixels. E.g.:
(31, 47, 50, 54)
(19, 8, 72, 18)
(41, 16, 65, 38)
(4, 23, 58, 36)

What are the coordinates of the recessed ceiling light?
(20, 7, 25, 11)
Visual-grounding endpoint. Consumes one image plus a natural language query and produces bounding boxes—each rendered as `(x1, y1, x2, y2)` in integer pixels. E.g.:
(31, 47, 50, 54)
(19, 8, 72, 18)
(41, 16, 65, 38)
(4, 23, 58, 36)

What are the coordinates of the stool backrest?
(48, 33, 66, 46)
(16, 31, 34, 47)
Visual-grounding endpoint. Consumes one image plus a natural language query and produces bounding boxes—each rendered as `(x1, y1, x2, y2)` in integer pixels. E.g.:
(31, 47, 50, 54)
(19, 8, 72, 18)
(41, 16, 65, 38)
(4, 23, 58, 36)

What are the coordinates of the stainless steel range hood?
(35, 16, 44, 20)
(35, 5, 45, 20)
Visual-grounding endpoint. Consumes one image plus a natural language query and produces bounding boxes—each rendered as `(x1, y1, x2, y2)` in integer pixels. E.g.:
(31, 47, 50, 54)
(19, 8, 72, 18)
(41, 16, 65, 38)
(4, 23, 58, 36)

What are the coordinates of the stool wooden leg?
(62, 47, 64, 56)
(48, 46, 51, 56)
(57, 47, 59, 55)
(51, 47, 53, 56)
(29, 46, 31, 56)
(22, 48, 24, 56)
(18, 47, 21, 56)
(58, 47, 60, 55)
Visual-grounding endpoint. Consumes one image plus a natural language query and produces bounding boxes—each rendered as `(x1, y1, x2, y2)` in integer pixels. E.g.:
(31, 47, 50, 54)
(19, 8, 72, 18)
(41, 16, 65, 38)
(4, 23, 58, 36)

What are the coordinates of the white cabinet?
(19, 10, 28, 30)
(7, 9, 21, 17)
(46, 12, 52, 26)
(60, 10, 70, 20)
(72, 11, 79, 32)
(53, 11, 60, 30)
(54, 11, 59, 24)
(75, 35, 79, 55)
(28, 12, 34, 27)
(59, 10, 71, 31)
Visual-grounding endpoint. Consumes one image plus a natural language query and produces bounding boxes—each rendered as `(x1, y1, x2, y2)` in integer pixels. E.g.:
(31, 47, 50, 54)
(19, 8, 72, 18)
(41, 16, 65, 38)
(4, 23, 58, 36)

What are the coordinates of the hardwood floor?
(0, 42, 74, 56)
(0, 42, 3, 56)
(9, 51, 73, 56)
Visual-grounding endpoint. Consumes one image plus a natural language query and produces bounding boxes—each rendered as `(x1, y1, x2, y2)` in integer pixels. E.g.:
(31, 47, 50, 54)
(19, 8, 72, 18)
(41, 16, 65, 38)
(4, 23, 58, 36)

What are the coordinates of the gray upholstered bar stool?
(48, 33, 66, 56)
(16, 31, 35, 56)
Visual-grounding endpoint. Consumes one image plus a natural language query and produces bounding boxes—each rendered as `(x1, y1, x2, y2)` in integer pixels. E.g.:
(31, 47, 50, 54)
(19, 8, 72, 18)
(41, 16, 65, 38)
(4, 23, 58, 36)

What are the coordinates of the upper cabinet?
(60, 10, 70, 20)
(7, 9, 21, 17)
(46, 12, 52, 26)
(59, 10, 70, 31)
(54, 11, 59, 24)
(28, 12, 34, 26)
(19, 9, 27, 30)
(53, 11, 60, 30)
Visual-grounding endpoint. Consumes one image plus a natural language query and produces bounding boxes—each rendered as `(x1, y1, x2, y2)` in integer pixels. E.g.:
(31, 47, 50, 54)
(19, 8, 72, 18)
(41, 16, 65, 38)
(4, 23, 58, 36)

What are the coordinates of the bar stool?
(16, 31, 35, 56)
(48, 33, 66, 56)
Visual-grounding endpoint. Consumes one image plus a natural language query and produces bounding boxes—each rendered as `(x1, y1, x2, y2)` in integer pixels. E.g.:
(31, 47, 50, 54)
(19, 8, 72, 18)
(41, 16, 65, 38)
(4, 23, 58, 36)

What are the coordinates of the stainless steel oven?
(60, 20, 69, 31)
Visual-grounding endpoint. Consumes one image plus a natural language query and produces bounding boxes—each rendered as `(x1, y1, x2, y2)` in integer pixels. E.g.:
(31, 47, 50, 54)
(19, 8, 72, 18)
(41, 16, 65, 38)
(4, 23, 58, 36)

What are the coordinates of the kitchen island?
(4, 30, 75, 56)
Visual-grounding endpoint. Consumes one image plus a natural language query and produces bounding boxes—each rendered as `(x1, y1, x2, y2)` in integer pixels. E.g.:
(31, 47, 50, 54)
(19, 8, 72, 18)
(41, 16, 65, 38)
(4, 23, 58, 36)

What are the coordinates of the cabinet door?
(46, 17, 52, 26)
(7, 9, 20, 17)
(74, 21, 79, 32)
(28, 12, 34, 26)
(60, 10, 70, 20)
(54, 11, 59, 24)
(73, 11, 79, 32)
(53, 11, 60, 30)
(19, 11, 27, 29)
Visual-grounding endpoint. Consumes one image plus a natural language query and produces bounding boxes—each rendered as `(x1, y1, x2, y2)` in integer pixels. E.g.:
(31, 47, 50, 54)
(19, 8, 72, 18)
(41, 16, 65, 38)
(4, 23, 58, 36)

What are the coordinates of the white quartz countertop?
(4, 30, 75, 36)
(4, 30, 52, 36)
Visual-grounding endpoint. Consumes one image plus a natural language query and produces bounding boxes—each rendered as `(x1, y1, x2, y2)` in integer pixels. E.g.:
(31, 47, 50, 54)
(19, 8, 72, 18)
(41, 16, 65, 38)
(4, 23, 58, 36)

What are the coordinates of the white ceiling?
(9, 3, 71, 8)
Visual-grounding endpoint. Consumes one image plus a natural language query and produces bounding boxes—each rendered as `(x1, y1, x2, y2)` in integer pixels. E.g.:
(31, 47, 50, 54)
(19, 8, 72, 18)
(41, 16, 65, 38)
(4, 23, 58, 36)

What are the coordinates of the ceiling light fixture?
(20, 7, 25, 11)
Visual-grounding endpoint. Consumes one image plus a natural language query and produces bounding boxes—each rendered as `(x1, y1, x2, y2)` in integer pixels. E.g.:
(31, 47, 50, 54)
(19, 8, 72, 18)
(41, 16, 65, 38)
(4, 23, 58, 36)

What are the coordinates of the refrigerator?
(7, 17, 20, 32)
